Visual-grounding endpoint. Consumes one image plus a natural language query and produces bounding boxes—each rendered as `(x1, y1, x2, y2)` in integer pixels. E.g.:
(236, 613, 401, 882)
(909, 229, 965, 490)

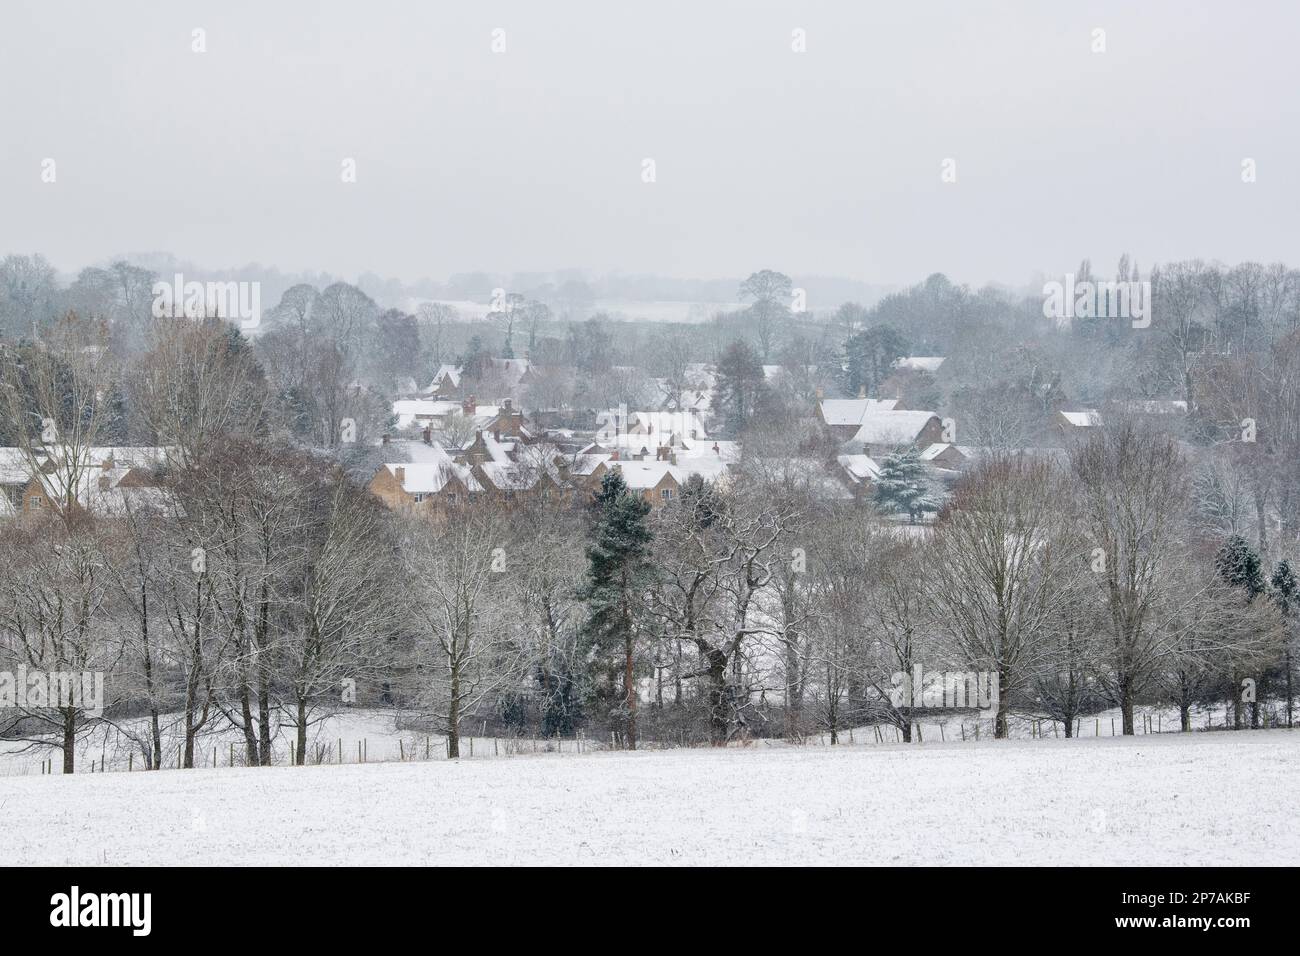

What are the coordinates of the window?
(660, 488, 673, 501)
(413, 493, 425, 503)
(29, 496, 43, 509)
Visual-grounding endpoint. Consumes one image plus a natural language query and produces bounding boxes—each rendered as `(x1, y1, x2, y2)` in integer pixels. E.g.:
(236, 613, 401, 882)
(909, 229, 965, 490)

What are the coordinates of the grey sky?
(2, 0, 1296, 288)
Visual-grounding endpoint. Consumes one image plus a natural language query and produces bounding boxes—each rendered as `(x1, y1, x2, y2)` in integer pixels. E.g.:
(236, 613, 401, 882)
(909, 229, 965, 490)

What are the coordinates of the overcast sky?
(2, 0, 1296, 288)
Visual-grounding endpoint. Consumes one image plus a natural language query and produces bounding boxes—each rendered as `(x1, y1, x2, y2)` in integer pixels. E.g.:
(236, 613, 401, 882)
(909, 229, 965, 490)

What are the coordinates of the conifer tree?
(582, 470, 653, 749)
(872, 446, 939, 523)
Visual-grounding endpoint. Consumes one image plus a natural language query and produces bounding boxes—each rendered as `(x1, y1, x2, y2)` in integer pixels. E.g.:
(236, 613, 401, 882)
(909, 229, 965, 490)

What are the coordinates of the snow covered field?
(5, 729, 1297, 866)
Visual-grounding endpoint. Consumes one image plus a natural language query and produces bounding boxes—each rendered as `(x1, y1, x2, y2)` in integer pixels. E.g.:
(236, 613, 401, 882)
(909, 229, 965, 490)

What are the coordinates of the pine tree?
(1216, 535, 1265, 597)
(582, 470, 653, 749)
(1272, 559, 1296, 727)
(1216, 535, 1266, 728)
(872, 446, 939, 523)
(713, 339, 767, 436)
(842, 324, 908, 397)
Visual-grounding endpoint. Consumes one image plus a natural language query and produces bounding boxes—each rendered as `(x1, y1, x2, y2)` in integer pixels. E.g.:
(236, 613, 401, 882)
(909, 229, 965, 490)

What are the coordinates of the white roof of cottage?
(422, 364, 462, 393)
(568, 453, 610, 476)
(837, 453, 880, 483)
(610, 462, 679, 490)
(893, 356, 945, 373)
(598, 409, 709, 443)
(1059, 409, 1102, 427)
(0, 448, 33, 485)
(847, 411, 939, 446)
(918, 442, 974, 462)
(2, 446, 172, 513)
(392, 399, 461, 428)
(819, 398, 902, 426)
(383, 460, 480, 495)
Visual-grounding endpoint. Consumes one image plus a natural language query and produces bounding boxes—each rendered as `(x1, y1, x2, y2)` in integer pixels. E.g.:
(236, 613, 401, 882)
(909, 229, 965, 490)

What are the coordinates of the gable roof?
(836, 453, 880, 483)
(818, 398, 902, 426)
(847, 411, 940, 446)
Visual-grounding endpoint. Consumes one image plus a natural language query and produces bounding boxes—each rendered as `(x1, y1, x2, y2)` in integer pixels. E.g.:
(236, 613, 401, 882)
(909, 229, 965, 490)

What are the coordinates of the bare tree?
(1069, 422, 1191, 734)
(403, 507, 524, 758)
(929, 455, 1087, 737)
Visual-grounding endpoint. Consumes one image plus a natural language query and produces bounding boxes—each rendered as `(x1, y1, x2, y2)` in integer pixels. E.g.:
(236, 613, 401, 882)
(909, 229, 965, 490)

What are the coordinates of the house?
(816, 398, 905, 442)
(481, 399, 534, 442)
(597, 408, 709, 448)
(605, 461, 683, 509)
(1055, 409, 1102, 431)
(843, 411, 946, 456)
(0, 446, 171, 519)
(422, 364, 463, 397)
(368, 457, 480, 513)
(836, 453, 880, 498)
(392, 399, 463, 430)
(918, 443, 973, 469)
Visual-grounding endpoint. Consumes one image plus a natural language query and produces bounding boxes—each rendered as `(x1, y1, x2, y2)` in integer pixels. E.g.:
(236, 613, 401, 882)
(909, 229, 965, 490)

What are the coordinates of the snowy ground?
(0, 699, 1263, 778)
(4, 728, 1297, 865)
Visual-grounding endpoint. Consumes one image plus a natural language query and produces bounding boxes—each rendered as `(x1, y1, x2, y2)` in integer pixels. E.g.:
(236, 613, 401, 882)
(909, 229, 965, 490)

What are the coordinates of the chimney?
(713, 442, 721, 456)
(381, 433, 390, 446)
(101, 457, 113, 471)
(610, 449, 620, 462)
(815, 385, 825, 400)
(857, 385, 866, 399)
(394, 466, 406, 487)
(462, 394, 477, 416)
(492, 427, 501, 442)
(98, 475, 111, 491)
(503, 398, 513, 412)
(422, 426, 432, 446)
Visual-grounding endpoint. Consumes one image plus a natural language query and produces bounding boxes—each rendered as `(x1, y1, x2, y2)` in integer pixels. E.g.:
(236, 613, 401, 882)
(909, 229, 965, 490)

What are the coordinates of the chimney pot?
(394, 466, 406, 486)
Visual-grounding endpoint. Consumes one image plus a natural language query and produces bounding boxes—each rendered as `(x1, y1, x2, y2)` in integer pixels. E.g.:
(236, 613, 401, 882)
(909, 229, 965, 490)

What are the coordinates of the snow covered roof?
(422, 364, 462, 393)
(567, 453, 610, 476)
(1059, 409, 1102, 427)
(918, 443, 973, 462)
(848, 411, 939, 446)
(597, 409, 709, 443)
(819, 398, 902, 426)
(0, 448, 34, 485)
(1, 446, 172, 513)
(837, 454, 880, 483)
(892, 356, 945, 373)
(383, 460, 480, 495)
(609, 462, 679, 490)
(392, 399, 462, 428)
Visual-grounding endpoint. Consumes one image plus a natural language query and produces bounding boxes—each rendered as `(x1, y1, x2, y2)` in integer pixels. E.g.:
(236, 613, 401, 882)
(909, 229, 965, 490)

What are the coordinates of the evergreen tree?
(713, 339, 767, 435)
(582, 470, 653, 749)
(843, 324, 908, 397)
(872, 446, 939, 523)
(1216, 535, 1265, 597)
(1272, 559, 1297, 728)
(1216, 535, 1266, 728)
